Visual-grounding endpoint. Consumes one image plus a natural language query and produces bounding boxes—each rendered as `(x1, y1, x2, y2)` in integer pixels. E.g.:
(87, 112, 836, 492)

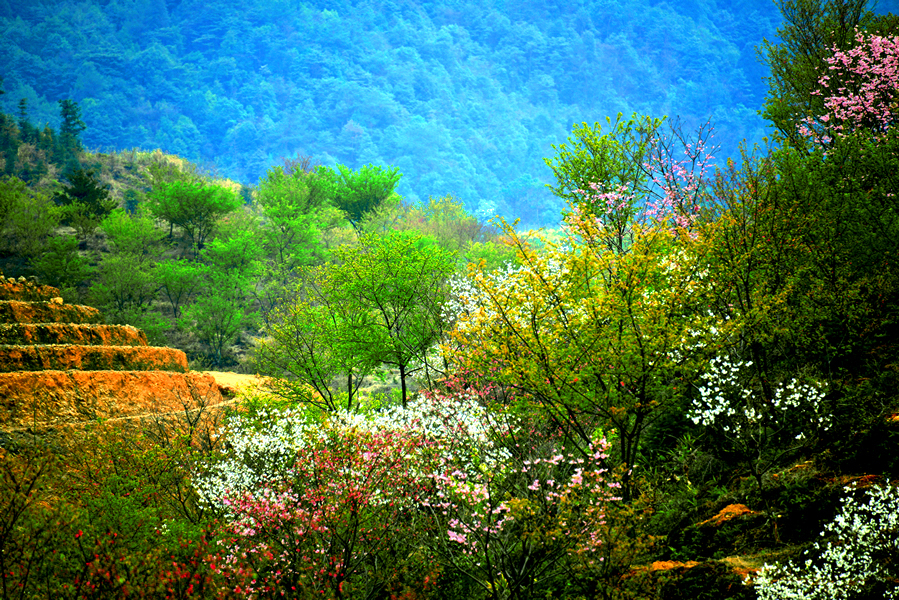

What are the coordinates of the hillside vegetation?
(1, 0, 784, 225)
(0, 0, 898, 599)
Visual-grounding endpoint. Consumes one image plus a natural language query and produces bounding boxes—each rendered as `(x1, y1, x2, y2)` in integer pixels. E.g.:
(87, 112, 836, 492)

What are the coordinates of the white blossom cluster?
(194, 391, 510, 508)
(688, 355, 831, 439)
(442, 258, 570, 332)
(192, 406, 319, 508)
(753, 484, 899, 600)
(331, 391, 513, 475)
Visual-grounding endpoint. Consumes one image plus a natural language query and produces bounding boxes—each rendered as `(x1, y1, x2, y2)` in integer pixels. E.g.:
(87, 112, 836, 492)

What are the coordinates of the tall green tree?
(56, 99, 86, 170)
(255, 232, 455, 410)
(253, 268, 379, 412)
(147, 180, 241, 257)
(0, 176, 61, 259)
(543, 113, 664, 208)
(254, 157, 339, 272)
(53, 168, 117, 239)
(325, 232, 455, 407)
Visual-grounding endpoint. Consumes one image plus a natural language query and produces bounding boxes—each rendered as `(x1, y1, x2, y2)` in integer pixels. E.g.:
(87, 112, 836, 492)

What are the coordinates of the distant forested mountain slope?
(2, 0, 788, 224)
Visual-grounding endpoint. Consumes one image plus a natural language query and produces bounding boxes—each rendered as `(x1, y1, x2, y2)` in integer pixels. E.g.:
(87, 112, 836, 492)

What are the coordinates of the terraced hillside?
(0, 275, 226, 433)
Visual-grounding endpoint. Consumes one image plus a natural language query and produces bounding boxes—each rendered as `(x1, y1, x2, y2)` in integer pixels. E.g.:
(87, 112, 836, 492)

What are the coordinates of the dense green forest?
(0, 0, 790, 225)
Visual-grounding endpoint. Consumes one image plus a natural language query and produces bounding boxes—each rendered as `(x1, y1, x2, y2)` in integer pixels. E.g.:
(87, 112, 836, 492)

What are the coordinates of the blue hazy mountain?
(0, 0, 824, 225)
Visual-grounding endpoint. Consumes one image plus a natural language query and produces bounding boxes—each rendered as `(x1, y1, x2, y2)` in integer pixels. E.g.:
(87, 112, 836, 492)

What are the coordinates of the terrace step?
(0, 300, 103, 324)
(0, 344, 188, 373)
(0, 323, 148, 346)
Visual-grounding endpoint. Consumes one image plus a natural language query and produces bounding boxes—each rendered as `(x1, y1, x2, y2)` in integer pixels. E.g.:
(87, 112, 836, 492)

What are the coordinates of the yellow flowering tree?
(443, 117, 725, 497)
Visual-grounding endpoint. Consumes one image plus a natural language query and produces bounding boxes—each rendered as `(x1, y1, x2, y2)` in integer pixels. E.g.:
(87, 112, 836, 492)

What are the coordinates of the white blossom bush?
(193, 383, 510, 508)
(687, 355, 831, 488)
(753, 484, 899, 600)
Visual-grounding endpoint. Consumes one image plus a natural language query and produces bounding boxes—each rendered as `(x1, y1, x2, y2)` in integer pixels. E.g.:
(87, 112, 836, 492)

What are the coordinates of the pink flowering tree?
(427, 435, 622, 600)
(398, 378, 625, 600)
(560, 116, 716, 252)
(799, 31, 899, 144)
(196, 376, 628, 600)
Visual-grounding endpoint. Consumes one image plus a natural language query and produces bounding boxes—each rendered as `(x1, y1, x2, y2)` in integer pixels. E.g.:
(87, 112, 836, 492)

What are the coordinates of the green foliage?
(327, 231, 456, 406)
(89, 253, 160, 315)
(0, 175, 60, 259)
(54, 167, 118, 238)
(57, 99, 86, 151)
(255, 231, 455, 410)
(758, 0, 885, 147)
(253, 271, 379, 413)
(180, 269, 258, 367)
(334, 163, 402, 229)
(32, 236, 94, 290)
(147, 179, 241, 256)
(99, 207, 165, 260)
(156, 258, 208, 320)
(200, 209, 264, 276)
(544, 113, 664, 208)
(254, 158, 340, 271)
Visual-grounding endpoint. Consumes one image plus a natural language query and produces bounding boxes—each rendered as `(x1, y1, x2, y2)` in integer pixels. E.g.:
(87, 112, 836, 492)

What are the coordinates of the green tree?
(32, 236, 95, 293)
(254, 157, 340, 272)
(255, 231, 455, 410)
(543, 113, 664, 207)
(155, 259, 208, 320)
(58, 99, 86, 149)
(0, 176, 61, 259)
(56, 99, 86, 170)
(326, 232, 456, 407)
(147, 180, 241, 257)
(89, 254, 160, 315)
(99, 207, 165, 261)
(253, 269, 379, 412)
(180, 269, 258, 367)
(54, 168, 117, 239)
(333, 164, 402, 230)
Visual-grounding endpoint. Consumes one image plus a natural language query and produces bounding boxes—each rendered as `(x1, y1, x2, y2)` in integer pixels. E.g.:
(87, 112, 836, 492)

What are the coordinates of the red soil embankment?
(0, 323, 148, 346)
(0, 370, 224, 428)
(0, 301, 103, 324)
(0, 345, 188, 373)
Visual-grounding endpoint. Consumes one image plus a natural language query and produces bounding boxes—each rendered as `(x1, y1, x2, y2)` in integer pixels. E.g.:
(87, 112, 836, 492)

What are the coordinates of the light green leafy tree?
(179, 269, 258, 367)
(253, 268, 379, 413)
(155, 259, 208, 320)
(543, 113, 664, 206)
(333, 163, 401, 230)
(326, 231, 456, 408)
(0, 176, 60, 260)
(100, 207, 165, 261)
(147, 180, 241, 257)
(255, 231, 455, 410)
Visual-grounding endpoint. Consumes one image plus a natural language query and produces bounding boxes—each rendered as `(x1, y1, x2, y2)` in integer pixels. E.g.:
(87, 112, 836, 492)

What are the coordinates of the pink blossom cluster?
(800, 31, 899, 142)
(209, 425, 437, 597)
(568, 120, 715, 243)
(427, 437, 621, 568)
(197, 379, 625, 597)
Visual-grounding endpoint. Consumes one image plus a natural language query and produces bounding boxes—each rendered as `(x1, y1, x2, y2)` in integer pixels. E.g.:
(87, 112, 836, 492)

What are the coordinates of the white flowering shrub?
(194, 385, 508, 507)
(754, 484, 899, 600)
(687, 355, 831, 487)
